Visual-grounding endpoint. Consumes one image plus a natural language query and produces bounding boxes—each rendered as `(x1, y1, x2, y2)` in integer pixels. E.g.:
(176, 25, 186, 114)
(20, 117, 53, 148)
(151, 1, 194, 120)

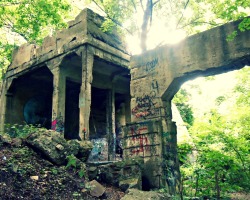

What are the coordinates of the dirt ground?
(0, 143, 125, 200)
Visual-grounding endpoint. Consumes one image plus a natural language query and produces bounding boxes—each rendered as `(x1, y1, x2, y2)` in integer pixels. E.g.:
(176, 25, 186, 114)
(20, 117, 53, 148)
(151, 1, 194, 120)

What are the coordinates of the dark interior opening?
(89, 87, 108, 139)
(5, 66, 53, 129)
(64, 79, 81, 140)
(141, 175, 151, 191)
(23, 95, 52, 129)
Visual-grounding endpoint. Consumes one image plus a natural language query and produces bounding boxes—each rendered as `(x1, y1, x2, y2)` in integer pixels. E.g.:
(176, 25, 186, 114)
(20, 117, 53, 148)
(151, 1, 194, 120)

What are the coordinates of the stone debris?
(88, 180, 106, 197)
(26, 130, 92, 165)
(30, 176, 39, 181)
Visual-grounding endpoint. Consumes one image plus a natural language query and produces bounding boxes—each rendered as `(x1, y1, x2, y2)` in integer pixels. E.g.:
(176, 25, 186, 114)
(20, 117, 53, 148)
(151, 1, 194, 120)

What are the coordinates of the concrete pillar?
(51, 67, 66, 133)
(0, 81, 7, 132)
(106, 88, 116, 161)
(0, 79, 14, 132)
(79, 46, 94, 140)
(162, 100, 181, 195)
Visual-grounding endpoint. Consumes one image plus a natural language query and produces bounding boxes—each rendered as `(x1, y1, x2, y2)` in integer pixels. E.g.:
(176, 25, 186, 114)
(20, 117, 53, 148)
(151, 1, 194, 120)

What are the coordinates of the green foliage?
(66, 154, 77, 169)
(173, 89, 194, 128)
(4, 123, 43, 138)
(0, 0, 71, 78)
(0, 42, 15, 78)
(178, 143, 193, 165)
(215, 95, 226, 106)
(66, 154, 86, 179)
(78, 169, 85, 178)
(179, 67, 250, 198)
(0, 0, 71, 42)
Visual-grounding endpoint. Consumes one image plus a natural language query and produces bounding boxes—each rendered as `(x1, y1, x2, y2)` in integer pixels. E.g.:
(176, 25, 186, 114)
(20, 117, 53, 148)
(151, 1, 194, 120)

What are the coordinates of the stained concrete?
(0, 8, 249, 195)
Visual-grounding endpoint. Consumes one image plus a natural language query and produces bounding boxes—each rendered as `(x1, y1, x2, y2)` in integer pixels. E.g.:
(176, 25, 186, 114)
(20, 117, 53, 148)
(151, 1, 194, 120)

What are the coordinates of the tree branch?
(153, 0, 160, 6)
(140, 0, 145, 12)
(176, 0, 190, 29)
(91, 0, 133, 35)
(177, 18, 221, 30)
(130, 0, 137, 11)
(0, 1, 23, 7)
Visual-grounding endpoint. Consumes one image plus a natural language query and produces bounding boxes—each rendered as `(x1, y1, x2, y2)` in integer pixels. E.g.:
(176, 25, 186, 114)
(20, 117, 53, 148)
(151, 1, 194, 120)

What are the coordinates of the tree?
(173, 88, 194, 128)
(1, 0, 249, 77)
(179, 67, 250, 198)
(90, 0, 250, 52)
(0, 0, 71, 78)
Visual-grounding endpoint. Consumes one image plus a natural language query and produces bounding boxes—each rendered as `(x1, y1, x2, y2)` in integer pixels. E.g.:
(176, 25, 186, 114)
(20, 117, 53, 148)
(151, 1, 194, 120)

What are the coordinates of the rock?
(88, 180, 106, 197)
(26, 130, 70, 165)
(30, 176, 39, 181)
(0, 133, 12, 144)
(68, 139, 93, 162)
(56, 144, 64, 151)
(120, 189, 170, 200)
(11, 138, 22, 147)
(25, 130, 92, 165)
(119, 177, 140, 192)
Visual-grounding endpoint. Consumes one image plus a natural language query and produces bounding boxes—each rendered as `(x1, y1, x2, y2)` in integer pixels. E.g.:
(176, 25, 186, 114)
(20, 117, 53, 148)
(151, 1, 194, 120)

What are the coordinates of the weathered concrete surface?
(129, 17, 250, 194)
(0, 7, 249, 196)
(87, 158, 143, 191)
(130, 17, 250, 102)
(7, 8, 129, 76)
(0, 8, 131, 142)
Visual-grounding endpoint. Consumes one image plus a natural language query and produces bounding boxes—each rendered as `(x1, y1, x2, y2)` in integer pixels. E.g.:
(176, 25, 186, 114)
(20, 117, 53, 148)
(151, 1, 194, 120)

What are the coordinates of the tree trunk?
(194, 171, 199, 197)
(140, 0, 152, 52)
(215, 170, 220, 199)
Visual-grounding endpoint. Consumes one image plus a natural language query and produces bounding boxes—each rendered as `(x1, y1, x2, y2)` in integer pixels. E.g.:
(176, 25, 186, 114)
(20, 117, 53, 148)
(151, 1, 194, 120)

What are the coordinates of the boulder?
(68, 139, 93, 162)
(88, 180, 106, 197)
(26, 130, 93, 165)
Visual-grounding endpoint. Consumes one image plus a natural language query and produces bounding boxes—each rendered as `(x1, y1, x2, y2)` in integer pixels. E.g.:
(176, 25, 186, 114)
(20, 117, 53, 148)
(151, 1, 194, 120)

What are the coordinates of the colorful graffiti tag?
(51, 116, 64, 133)
(132, 94, 161, 119)
(87, 138, 108, 162)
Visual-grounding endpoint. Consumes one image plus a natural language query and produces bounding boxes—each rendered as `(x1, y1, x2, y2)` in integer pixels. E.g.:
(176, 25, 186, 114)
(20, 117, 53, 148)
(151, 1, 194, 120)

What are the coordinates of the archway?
(59, 53, 82, 140)
(172, 65, 250, 198)
(5, 66, 53, 129)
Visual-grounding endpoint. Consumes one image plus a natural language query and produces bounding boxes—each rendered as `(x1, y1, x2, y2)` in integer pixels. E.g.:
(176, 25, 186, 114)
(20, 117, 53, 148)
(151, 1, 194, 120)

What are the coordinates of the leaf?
(78, 169, 85, 178)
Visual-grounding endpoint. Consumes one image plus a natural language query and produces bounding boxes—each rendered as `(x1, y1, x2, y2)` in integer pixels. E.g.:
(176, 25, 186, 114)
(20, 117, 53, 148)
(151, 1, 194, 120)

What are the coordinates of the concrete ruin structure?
(0, 8, 249, 194)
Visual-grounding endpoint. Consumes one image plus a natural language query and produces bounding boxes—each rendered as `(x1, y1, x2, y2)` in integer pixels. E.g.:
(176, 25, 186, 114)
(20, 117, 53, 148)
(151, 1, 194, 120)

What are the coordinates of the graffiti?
(128, 123, 149, 136)
(88, 138, 108, 162)
(133, 57, 158, 72)
(82, 128, 87, 140)
(51, 115, 64, 133)
(130, 135, 149, 155)
(132, 94, 160, 119)
(145, 58, 158, 72)
(128, 144, 160, 157)
(151, 80, 159, 93)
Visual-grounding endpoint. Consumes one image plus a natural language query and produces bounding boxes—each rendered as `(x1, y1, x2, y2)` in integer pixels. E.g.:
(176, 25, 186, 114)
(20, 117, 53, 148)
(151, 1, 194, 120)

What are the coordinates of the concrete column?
(51, 67, 66, 133)
(107, 88, 116, 161)
(0, 81, 7, 132)
(162, 100, 181, 195)
(79, 46, 94, 140)
(0, 79, 15, 132)
(111, 87, 116, 160)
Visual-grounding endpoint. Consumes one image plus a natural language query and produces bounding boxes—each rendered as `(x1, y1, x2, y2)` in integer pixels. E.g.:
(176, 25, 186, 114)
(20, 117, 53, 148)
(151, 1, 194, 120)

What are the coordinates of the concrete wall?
(128, 17, 250, 194)
(0, 7, 249, 195)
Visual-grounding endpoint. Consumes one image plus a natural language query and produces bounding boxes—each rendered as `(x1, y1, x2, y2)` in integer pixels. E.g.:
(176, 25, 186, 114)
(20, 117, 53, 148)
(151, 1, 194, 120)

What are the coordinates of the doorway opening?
(64, 79, 81, 140)
(5, 66, 53, 129)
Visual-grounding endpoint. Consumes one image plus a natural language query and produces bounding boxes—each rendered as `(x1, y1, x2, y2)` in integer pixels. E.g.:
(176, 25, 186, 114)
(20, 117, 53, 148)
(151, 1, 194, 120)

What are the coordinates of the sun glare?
(126, 19, 187, 55)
